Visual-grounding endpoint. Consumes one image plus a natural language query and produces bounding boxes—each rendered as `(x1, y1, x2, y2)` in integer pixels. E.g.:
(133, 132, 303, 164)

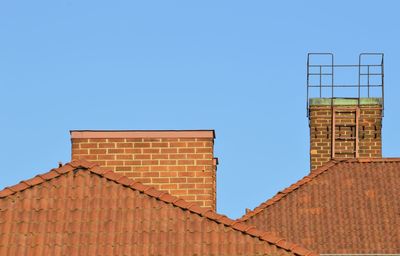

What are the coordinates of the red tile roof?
(238, 158, 400, 254)
(0, 160, 316, 256)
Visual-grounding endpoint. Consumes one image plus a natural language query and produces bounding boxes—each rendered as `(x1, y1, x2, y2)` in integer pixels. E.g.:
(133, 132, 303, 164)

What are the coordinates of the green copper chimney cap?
(309, 98, 383, 106)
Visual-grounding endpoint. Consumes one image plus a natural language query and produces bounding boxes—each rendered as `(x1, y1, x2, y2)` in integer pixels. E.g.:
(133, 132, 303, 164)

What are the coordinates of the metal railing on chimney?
(306, 53, 384, 117)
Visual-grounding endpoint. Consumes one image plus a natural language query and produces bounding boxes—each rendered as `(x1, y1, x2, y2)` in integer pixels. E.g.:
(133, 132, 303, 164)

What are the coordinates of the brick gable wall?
(71, 131, 217, 210)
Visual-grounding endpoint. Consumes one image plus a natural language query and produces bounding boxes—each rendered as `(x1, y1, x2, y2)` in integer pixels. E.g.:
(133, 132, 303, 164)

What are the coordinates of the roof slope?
(238, 158, 400, 254)
(0, 160, 316, 256)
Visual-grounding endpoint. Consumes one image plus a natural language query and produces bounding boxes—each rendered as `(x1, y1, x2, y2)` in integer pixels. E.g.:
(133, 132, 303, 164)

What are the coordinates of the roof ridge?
(0, 159, 317, 256)
(237, 159, 344, 222)
(0, 159, 95, 198)
(344, 157, 400, 163)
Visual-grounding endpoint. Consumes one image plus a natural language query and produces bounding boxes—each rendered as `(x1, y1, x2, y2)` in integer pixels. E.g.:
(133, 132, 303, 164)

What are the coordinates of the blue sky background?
(1, 1, 400, 219)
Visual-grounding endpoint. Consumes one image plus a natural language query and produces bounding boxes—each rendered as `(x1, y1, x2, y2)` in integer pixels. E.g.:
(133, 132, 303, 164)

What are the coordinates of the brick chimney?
(70, 130, 217, 209)
(307, 53, 384, 170)
(309, 99, 382, 170)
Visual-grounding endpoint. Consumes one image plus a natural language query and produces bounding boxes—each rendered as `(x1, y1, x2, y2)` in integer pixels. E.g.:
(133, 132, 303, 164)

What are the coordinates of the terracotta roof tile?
(54, 164, 74, 174)
(6, 182, 29, 192)
(115, 175, 134, 186)
(101, 169, 121, 180)
(130, 181, 148, 192)
(238, 159, 342, 222)
(0, 160, 317, 256)
(38, 170, 59, 180)
(239, 158, 400, 254)
(186, 203, 203, 214)
(23, 175, 44, 186)
(0, 188, 12, 197)
(145, 187, 164, 198)
(158, 192, 175, 203)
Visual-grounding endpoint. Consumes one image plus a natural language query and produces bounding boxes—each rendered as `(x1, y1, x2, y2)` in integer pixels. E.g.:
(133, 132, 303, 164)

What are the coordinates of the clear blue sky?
(1, 1, 400, 219)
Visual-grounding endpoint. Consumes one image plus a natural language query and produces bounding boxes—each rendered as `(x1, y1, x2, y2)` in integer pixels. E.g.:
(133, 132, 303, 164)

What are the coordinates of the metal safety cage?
(306, 53, 384, 117)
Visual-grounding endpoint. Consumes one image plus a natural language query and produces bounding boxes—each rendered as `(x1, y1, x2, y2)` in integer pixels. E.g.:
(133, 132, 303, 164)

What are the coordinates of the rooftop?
(0, 160, 316, 256)
(238, 158, 400, 254)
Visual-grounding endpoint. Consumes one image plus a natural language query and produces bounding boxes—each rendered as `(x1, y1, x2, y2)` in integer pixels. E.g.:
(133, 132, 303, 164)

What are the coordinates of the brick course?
(309, 105, 382, 170)
(71, 131, 217, 210)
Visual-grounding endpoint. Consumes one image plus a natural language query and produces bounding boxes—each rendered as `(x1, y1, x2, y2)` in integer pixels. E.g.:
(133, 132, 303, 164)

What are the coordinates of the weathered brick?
(186, 166, 205, 171)
(196, 171, 212, 177)
(108, 148, 125, 154)
(99, 143, 115, 148)
(72, 138, 89, 143)
(187, 178, 204, 183)
(178, 160, 195, 165)
(106, 160, 124, 166)
(159, 160, 176, 165)
(196, 159, 213, 165)
(135, 154, 151, 160)
(159, 171, 178, 177)
(126, 138, 143, 142)
(72, 149, 88, 155)
(142, 172, 160, 177)
(189, 189, 205, 194)
(151, 142, 169, 147)
(187, 142, 204, 147)
(196, 148, 213, 153)
(88, 138, 106, 143)
(168, 166, 186, 171)
(143, 148, 160, 154)
(169, 154, 186, 159)
(178, 148, 195, 153)
(151, 166, 169, 171)
(170, 190, 188, 195)
(97, 154, 115, 160)
(169, 142, 186, 148)
(178, 183, 196, 189)
(115, 166, 132, 172)
(80, 143, 98, 149)
(309, 105, 382, 170)
(161, 148, 177, 154)
(143, 138, 161, 142)
(142, 160, 159, 165)
(151, 154, 168, 160)
(133, 166, 150, 172)
(116, 154, 133, 160)
(81, 154, 97, 160)
(134, 142, 150, 148)
(170, 178, 187, 183)
(124, 160, 141, 165)
(160, 184, 178, 189)
(178, 172, 196, 177)
(151, 178, 169, 183)
(107, 138, 125, 142)
(116, 142, 133, 148)
(125, 148, 142, 154)
(187, 154, 204, 159)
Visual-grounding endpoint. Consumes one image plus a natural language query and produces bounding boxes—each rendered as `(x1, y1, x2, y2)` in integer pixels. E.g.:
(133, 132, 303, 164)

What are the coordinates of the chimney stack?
(307, 53, 384, 170)
(70, 130, 217, 209)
